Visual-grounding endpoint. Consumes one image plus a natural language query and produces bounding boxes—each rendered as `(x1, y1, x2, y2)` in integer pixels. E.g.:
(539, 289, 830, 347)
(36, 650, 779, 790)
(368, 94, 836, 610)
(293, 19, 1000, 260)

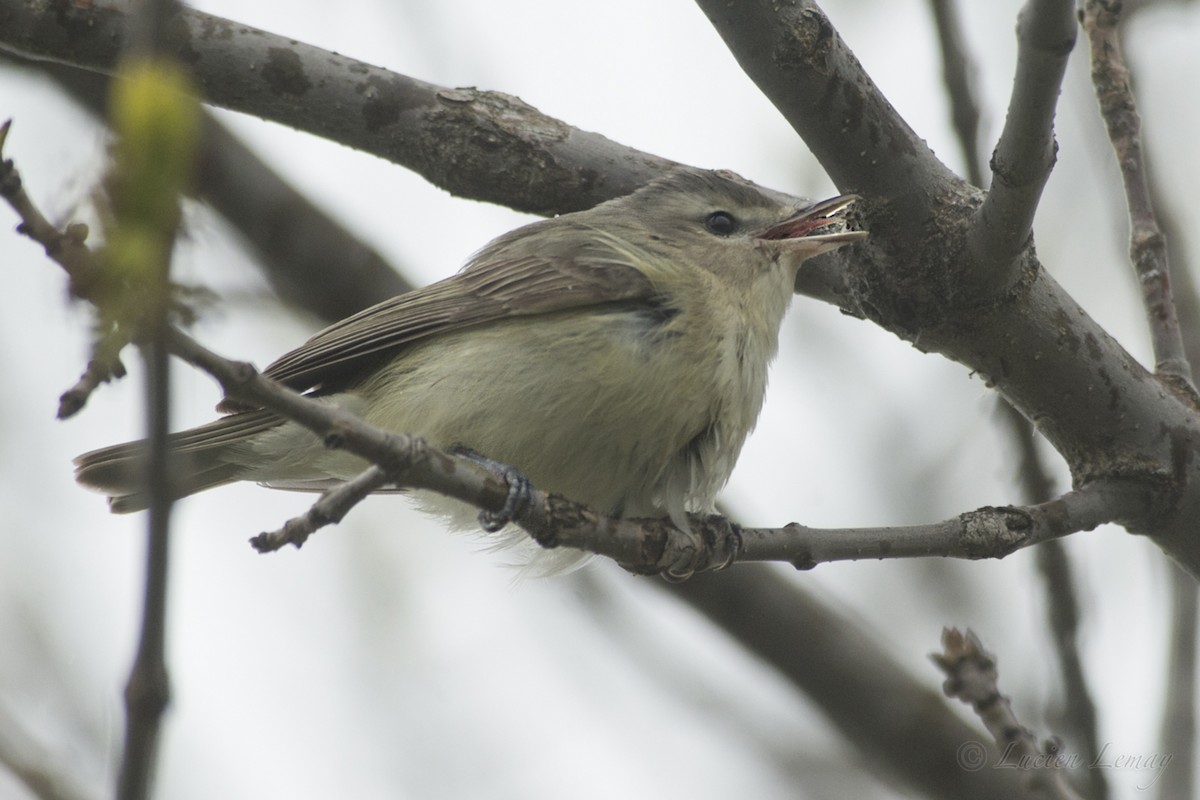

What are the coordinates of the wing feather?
(244, 223, 660, 402)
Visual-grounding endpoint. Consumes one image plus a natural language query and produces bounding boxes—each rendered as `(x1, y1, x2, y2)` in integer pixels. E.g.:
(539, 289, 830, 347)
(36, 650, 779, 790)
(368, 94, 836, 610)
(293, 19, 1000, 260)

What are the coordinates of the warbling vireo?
(75, 168, 865, 537)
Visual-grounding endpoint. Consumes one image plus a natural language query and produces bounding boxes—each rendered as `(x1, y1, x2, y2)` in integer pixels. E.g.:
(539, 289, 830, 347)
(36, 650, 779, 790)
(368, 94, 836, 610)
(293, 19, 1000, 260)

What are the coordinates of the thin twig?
(926, 0, 985, 187)
(1081, 0, 1192, 383)
(737, 484, 1130, 568)
(933, 629, 1087, 800)
(0, 121, 101, 299)
(1, 125, 132, 418)
(1083, 11, 1196, 794)
(966, 0, 1076, 291)
(253, 464, 394, 551)
(57, 326, 129, 419)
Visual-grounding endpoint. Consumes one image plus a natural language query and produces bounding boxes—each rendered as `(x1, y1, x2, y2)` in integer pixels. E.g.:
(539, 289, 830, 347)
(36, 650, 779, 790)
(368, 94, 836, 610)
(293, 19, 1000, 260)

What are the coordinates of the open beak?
(755, 194, 868, 256)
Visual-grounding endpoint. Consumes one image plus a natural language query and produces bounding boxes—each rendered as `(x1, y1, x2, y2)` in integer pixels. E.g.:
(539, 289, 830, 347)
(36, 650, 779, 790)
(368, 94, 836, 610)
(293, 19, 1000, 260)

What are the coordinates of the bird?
(75, 167, 865, 556)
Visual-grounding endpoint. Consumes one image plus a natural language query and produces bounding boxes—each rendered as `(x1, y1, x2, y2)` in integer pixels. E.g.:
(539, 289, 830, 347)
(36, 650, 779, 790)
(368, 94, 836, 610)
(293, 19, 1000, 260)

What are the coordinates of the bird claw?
(478, 465, 531, 532)
(450, 446, 532, 532)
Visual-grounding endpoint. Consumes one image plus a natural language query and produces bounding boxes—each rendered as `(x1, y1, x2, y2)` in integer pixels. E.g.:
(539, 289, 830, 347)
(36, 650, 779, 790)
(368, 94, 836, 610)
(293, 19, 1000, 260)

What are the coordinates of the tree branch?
(1080, 9, 1200, 783)
(1149, 167, 1200, 800)
(254, 465, 393, 551)
(927, 0, 985, 187)
(1082, 0, 1192, 383)
(0, 0, 675, 216)
(741, 484, 1133, 566)
(120, 305, 172, 800)
(56, 320, 129, 419)
(966, 0, 1076, 293)
(688, 5, 1200, 581)
(933, 629, 1087, 800)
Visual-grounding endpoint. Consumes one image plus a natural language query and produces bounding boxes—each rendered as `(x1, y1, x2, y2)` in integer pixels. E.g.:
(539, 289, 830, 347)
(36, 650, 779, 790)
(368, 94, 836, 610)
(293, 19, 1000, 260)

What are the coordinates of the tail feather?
(74, 410, 282, 513)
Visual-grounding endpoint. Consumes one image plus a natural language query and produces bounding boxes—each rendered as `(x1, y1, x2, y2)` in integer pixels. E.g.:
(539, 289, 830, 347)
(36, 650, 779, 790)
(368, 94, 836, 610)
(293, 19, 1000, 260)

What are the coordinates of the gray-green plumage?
(75, 168, 865, 541)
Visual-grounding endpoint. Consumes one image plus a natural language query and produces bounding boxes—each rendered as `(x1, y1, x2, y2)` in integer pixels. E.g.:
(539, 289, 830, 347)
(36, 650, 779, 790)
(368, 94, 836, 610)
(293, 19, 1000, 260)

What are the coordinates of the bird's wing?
(252, 235, 660, 398)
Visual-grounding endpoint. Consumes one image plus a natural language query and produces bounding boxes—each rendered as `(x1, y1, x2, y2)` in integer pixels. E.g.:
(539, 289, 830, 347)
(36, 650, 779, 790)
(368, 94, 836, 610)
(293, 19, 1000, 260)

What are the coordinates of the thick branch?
(696, 1, 1200, 574)
(0, 0, 674, 216)
(694, 0, 954, 200)
(191, 112, 409, 319)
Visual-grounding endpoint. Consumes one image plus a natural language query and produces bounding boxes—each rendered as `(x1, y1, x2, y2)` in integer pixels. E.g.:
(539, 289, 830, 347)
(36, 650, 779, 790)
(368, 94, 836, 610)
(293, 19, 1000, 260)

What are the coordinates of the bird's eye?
(704, 211, 738, 237)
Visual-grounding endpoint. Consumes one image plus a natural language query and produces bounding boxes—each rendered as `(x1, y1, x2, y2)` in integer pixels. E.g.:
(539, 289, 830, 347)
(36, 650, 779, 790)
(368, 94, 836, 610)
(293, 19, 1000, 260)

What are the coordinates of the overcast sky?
(2, 1, 1199, 798)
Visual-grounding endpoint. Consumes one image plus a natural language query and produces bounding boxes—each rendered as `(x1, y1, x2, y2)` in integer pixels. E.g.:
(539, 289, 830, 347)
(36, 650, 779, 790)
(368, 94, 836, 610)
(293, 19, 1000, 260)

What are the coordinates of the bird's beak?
(754, 194, 867, 256)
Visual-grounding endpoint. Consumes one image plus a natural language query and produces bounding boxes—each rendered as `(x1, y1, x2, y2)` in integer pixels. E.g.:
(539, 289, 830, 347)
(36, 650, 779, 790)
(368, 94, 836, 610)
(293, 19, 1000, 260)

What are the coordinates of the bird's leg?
(449, 446, 533, 532)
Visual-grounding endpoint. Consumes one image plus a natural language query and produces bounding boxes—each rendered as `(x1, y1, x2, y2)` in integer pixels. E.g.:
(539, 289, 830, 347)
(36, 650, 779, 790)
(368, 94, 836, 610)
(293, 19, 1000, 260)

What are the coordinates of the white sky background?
(1, 0, 1199, 798)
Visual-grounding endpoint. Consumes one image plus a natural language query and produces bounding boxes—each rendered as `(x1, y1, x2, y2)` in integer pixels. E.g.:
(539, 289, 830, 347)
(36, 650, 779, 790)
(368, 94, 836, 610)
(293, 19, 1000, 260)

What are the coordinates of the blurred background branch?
(0, 0, 1195, 796)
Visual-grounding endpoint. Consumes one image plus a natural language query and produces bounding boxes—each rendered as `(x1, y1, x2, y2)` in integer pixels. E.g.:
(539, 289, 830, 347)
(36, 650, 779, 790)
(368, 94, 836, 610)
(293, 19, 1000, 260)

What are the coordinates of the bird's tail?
(74, 410, 282, 513)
